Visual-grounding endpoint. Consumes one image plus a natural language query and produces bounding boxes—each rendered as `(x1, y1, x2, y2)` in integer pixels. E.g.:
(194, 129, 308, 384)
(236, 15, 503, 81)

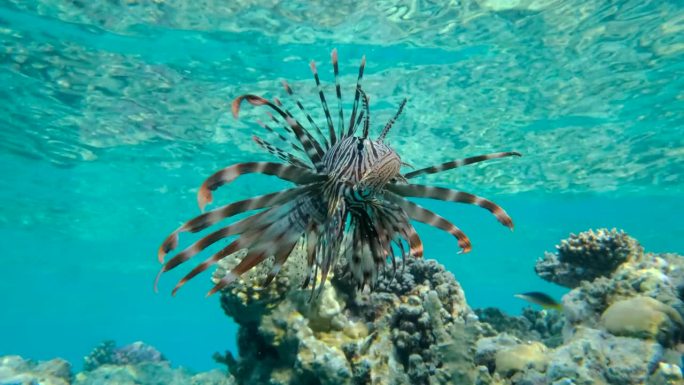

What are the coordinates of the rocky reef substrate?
(213, 229, 683, 385)
(0, 341, 236, 385)
(3, 228, 682, 385)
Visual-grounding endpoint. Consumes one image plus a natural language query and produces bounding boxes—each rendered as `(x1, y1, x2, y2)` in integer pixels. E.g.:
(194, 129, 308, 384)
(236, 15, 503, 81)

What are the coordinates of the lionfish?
(155, 49, 520, 297)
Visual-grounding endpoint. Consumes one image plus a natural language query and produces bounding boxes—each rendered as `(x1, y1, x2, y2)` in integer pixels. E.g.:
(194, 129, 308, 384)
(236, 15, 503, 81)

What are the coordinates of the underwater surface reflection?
(0, 0, 682, 380)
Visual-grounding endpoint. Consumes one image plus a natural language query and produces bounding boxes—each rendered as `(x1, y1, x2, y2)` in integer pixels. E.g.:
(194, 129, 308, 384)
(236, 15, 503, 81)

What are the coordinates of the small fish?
(515, 291, 563, 310)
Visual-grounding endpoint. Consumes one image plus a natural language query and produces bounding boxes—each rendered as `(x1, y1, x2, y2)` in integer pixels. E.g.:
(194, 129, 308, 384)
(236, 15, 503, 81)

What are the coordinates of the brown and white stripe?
(156, 49, 519, 298)
(387, 183, 514, 229)
(404, 151, 521, 179)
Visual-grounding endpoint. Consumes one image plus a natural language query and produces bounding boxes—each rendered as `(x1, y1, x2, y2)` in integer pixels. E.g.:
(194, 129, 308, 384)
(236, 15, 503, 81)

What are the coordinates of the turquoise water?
(1, 0, 683, 372)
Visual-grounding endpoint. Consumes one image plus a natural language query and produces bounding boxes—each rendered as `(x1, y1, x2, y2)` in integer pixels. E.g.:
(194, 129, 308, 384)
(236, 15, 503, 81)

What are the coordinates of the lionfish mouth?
(155, 49, 520, 298)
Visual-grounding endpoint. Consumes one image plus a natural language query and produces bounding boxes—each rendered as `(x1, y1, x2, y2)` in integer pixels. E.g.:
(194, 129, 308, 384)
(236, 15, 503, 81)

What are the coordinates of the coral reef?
(213, 227, 683, 385)
(0, 343, 235, 385)
(3, 228, 682, 385)
(475, 307, 565, 348)
(213, 248, 492, 385)
(562, 251, 684, 343)
(473, 228, 684, 385)
(83, 340, 166, 371)
(535, 228, 643, 288)
(0, 356, 71, 385)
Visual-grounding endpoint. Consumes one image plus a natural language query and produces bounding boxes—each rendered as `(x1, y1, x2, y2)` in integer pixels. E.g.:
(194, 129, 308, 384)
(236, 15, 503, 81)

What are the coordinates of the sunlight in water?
(0, 0, 682, 374)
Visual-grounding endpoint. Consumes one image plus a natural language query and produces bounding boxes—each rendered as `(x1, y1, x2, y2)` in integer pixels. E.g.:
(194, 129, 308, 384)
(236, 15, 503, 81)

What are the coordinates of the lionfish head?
(154, 49, 520, 299)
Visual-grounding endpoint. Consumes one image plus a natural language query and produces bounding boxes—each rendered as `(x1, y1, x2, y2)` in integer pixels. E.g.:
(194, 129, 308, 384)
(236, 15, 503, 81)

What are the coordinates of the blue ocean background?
(1, 0, 682, 372)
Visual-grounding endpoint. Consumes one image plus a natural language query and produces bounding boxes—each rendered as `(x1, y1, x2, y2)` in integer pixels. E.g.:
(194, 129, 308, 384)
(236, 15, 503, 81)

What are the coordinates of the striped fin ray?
(347, 55, 366, 137)
(162, 201, 297, 295)
(313, 204, 347, 297)
(252, 135, 308, 168)
(172, 204, 297, 296)
(308, 61, 336, 146)
(404, 152, 521, 179)
(232, 95, 324, 169)
(403, 221, 424, 258)
(197, 162, 325, 211)
(261, 240, 299, 287)
(359, 87, 371, 139)
(256, 117, 304, 153)
(207, 198, 311, 296)
(331, 49, 344, 140)
(301, 223, 319, 290)
(158, 208, 272, 281)
(159, 185, 313, 263)
(371, 200, 423, 263)
(281, 80, 329, 149)
(386, 183, 514, 229)
(378, 98, 407, 142)
(346, 209, 385, 290)
(386, 192, 471, 253)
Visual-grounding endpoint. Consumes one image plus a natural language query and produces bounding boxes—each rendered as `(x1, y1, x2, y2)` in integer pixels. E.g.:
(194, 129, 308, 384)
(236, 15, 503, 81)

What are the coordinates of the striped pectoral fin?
(197, 162, 322, 211)
(261, 240, 299, 287)
(171, 239, 244, 296)
(206, 199, 309, 295)
(157, 187, 307, 264)
(207, 228, 304, 296)
(159, 211, 277, 294)
(232, 94, 324, 168)
(206, 249, 269, 297)
(158, 209, 272, 279)
(403, 151, 521, 179)
(158, 231, 180, 263)
(301, 224, 320, 290)
(387, 183, 514, 230)
(252, 135, 308, 168)
(386, 193, 471, 253)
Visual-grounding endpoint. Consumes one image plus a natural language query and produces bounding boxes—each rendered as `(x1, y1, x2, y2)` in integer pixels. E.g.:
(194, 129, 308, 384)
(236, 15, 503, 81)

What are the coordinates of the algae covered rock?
(468, 228, 684, 385)
(648, 363, 684, 385)
(475, 307, 564, 348)
(561, 252, 684, 339)
(535, 228, 642, 288)
(83, 340, 167, 371)
(494, 341, 549, 377)
(601, 296, 683, 345)
(73, 362, 234, 385)
(0, 356, 71, 385)
(0, 342, 236, 385)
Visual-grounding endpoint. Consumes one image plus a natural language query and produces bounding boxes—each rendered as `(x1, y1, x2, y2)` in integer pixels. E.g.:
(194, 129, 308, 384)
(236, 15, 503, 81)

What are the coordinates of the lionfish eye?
(357, 138, 364, 151)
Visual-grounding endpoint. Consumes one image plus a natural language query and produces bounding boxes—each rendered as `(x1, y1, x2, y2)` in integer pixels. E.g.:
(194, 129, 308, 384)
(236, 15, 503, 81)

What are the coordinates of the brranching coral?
(535, 228, 643, 288)
(213, 248, 490, 385)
